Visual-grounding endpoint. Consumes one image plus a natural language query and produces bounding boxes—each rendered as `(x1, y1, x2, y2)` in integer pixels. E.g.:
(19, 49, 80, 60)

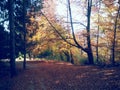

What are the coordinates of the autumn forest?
(0, 0, 120, 89)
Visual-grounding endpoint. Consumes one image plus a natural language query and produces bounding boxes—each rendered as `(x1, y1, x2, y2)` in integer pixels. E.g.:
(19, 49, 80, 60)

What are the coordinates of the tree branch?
(67, 0, 86, 51)
(40, 11, 86, 51)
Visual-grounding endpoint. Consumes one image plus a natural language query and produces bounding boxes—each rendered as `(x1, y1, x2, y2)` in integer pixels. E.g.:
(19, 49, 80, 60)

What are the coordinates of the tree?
(23, 0, 27, 69)
(25, 0, 120, 65)
(42, 0, 56, 21)
(95, 0, 101, 63)
(36, 0, 94, 64)
(0, 0, 24, 59)
(111, 0, 120, 65)
(8, 0, 16, 77)
(85, 0, 94, 64)
(26, 15, 69, 59)
(96, 0, 120, 63)
(65, 0, 94, 64)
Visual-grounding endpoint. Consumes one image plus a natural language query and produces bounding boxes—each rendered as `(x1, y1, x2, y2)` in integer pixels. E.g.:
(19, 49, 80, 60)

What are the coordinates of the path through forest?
(0, 60, 120, 90)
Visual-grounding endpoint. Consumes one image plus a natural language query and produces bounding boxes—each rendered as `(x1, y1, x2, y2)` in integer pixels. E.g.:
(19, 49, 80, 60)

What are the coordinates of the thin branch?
(65, 21, 86, 27)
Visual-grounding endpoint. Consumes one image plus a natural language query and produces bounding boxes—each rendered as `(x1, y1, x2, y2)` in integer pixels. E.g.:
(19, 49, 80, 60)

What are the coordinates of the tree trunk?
(96, 1, 101, 63)
(23, 0, 27, 69)
(111, 3, 120, 65)
(8, 0, 16, 77)
(63, 51, 70, 62)
(96, 28, 99, 63)
(86, 0, 94, 64)
(70, 50, 74, 64)
(87, 50, 94, 64)
(60, 52, 64, 61)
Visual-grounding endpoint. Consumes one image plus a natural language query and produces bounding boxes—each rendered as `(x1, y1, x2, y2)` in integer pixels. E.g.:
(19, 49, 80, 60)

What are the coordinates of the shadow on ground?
(0, 60, 120, 90)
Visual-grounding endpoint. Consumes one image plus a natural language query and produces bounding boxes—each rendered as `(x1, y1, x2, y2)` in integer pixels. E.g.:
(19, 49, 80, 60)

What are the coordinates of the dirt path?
(0, 61, 120, 90)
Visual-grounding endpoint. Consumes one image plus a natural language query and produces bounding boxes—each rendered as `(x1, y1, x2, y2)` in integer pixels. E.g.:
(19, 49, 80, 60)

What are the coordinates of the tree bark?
(63, 51, 70, 62)
(70, 50, 74, 64)
(87, 49, 94, 64)
(96, 0, 101, 63)
(86, 0, 94, 64)
(23, 0, 27, 69)
(8, 0, 16, 77)
(111, 2, 120, 65)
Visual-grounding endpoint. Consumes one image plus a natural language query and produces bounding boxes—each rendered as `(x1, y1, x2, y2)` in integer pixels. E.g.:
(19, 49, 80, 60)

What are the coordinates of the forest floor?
(0, 60, 120, 90)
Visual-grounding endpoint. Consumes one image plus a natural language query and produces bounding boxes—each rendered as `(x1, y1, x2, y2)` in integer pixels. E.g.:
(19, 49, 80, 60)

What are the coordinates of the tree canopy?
(0, 0, 120, 68)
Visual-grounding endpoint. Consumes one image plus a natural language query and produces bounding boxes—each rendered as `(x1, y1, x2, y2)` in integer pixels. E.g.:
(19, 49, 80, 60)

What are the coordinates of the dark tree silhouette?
(23, 0, 27, 69)
(8, 0, 16, 77)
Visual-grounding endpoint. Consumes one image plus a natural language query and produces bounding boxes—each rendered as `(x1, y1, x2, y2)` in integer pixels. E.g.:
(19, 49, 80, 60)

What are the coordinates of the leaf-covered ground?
(0, 60, 120, 90)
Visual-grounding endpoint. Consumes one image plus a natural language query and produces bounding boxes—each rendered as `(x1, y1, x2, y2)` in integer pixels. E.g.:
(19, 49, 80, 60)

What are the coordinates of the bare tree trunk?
(96, 0, 101, 63)
(86, 0, 94, 64)
(63, 51, 70, 62)
(111, 2, 120, 65)
(96, 27, 99, 63)
(23, 0, 27, 69)
(60, 52, 64, 61)
(8, 0, 16, 77)
(70, 50, 74, 64)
